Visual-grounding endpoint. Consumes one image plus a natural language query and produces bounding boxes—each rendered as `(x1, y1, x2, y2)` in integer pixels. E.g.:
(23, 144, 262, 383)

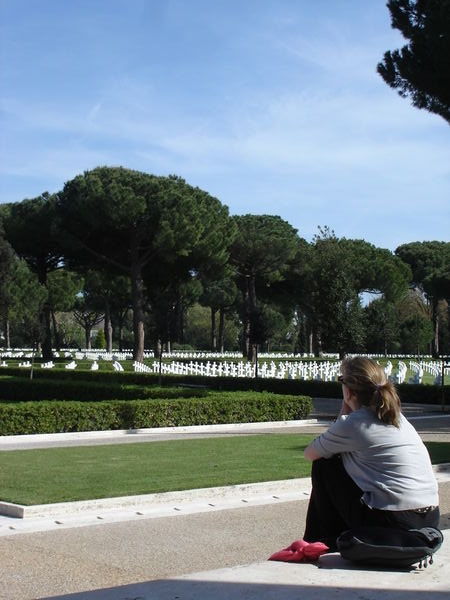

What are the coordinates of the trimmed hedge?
(394, 383, 449, 405)
(0, 392, 313, 435)
(0, 376, 207, 403)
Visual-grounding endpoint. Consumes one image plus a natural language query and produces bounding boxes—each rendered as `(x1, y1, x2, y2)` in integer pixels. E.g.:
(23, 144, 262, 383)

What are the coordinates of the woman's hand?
(304, 444, 323, 461)
(338, 398, 353, 417)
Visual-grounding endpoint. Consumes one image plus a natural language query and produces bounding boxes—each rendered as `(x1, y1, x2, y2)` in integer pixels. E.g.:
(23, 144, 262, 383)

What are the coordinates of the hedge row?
(0, 376, 207, 403)
(0, 392, 313, 435)
(1, 367, 449, 405)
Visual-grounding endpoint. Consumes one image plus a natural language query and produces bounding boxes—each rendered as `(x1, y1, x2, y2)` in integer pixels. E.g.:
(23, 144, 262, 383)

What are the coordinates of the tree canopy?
(2, 164, 449, 357)
(377, 0, 450, 123)
(57, 167, 235, 361)
(396, 241, 450, 355)
(3, 193, 63, 357)
(230, 214, 301, 359)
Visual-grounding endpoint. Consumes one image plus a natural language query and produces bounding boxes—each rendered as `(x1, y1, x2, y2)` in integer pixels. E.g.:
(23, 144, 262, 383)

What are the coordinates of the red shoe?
(269, 539, 329, 563)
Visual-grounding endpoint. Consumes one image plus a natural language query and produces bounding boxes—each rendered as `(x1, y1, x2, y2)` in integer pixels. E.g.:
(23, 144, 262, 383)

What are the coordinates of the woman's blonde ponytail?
(341, 357, 402, 427)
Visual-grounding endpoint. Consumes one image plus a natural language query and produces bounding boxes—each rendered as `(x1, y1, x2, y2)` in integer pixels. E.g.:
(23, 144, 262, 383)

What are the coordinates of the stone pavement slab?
(38, 535, 450, 600)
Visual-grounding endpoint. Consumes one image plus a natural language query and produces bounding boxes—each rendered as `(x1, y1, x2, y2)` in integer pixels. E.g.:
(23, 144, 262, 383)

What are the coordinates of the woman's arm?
(304, 444, 323, 461)
(304, 399, 354, 461)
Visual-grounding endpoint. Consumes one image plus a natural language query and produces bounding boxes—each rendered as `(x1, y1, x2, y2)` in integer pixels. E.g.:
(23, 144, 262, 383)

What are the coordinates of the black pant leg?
(303, 455, 365, 548)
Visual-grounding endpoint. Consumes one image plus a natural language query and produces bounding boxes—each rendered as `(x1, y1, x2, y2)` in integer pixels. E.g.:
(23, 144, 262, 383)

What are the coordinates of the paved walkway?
(38, 536, 450, 600)
(0, 479, 448, 600)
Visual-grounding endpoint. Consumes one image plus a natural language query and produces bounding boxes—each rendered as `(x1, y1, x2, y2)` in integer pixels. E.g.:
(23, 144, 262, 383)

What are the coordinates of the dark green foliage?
(58, 168, 236, 362)
(0, 225, 47, 346)
(0, 377, 207, 403)
(199, 270, 239, 351)
(399, 314, 434, 354)
(396, 242, 450, 299)
(130, 392, 311, 428)
(0, 401, 123, 434)
(3, 193, 64, 358)
(302, 229, 412, 357)
(0, 392, 312, 435)
(230, 214, 302, 359)
(396, 383, 450, 405)
(365, 299, 401, 354)
(184, 303, 240, 351)
(396, 241, 450, 355)
(378, 0, 450, 123)
(1, 367, 448, 405)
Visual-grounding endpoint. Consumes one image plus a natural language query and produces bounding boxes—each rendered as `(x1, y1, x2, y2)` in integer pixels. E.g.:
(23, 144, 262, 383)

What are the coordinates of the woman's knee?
(311, 455, 343, 479)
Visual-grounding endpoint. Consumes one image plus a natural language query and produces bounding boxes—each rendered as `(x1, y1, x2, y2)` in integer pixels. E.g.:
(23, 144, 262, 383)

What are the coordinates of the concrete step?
(40, 534, 449, 600)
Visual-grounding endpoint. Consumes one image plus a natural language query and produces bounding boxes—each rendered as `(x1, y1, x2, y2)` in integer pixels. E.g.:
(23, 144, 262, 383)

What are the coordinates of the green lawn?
(0, 435, 448, 506)
(0, 433, 314, 505)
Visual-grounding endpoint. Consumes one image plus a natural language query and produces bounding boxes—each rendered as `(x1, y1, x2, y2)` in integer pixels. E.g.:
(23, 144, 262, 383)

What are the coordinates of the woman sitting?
(303, 356, 440, 551)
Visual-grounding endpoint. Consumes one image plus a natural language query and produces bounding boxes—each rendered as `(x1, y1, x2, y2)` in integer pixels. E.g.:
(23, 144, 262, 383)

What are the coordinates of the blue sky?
(1, 0, 449, 251)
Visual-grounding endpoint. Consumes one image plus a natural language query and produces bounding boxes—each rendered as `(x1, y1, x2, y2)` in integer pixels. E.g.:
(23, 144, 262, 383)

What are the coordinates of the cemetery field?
(2, 352, 446, 386)
(0, 435, 449, 506)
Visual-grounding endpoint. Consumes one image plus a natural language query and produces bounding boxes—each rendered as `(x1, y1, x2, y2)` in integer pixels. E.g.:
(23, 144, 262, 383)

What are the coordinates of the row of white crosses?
(408, 361, 424, 384)
(131, 359, 342, 381)
(0, 348, 447, 384)
(384, 361, 393, 376)
(1, 348, 444, 361)
(396, 361, 408, 384)
(41, 361, 55, 369)
(383, 360, 407, 384)
(133, 361, 153, 373)
(410, 360, 448, 385)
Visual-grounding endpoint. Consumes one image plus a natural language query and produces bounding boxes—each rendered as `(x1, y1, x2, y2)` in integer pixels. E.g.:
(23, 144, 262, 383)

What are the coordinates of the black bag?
(337, 526, 443, 568)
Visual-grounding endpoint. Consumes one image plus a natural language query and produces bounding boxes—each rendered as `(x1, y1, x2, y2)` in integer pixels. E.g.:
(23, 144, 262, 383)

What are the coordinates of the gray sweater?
(309, 407, 439, 511)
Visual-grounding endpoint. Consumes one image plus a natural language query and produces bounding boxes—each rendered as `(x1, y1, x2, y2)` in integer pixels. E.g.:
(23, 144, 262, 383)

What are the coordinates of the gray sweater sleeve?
(309, 415, 359, 458)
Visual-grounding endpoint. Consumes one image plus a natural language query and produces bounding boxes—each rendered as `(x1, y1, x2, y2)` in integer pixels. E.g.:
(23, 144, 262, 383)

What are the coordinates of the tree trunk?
(85, 326, 91, 350)
(242, 314, 250, 358)
(312, 327, 322, 357)
(211, 308, 217, 351)
(104, 300, 113, 353)
(218, 308, 225, 353)
(154, 338, 162, 359)
(118, 325, 123, 352)
(51, 310, 61, 351)
(37, 266, 53, 360)
(247, 275, 257, 362)
(131, 260, 145, 362)
(432, 299, 439, 357)
(175, 296, 184, 343)
(115, 307, 128, 352)
(40, 301, 53, 359)
(166, 314, 172, 353)
(3, 316, 10, 348)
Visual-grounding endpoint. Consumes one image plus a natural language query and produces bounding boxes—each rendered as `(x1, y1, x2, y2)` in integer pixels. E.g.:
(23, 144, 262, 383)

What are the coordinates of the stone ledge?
(0, 477, 313, 519)
(2, 463, 449, 520)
